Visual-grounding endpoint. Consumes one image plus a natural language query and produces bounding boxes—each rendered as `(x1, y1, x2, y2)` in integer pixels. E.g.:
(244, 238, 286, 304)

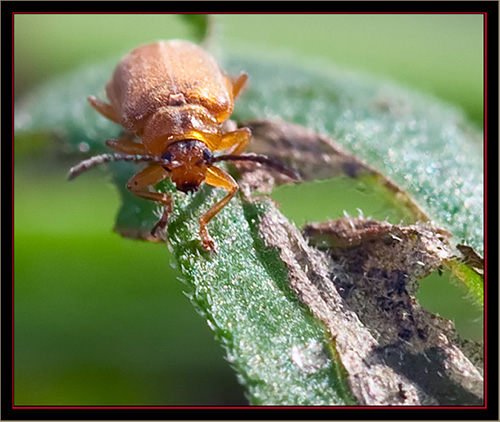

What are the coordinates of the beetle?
(69, 40, 298, 251)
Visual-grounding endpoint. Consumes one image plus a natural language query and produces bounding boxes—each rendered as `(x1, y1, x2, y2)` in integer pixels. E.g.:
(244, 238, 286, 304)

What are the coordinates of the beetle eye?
(161, 151, 172, 162)
(203, 148, 213, 162)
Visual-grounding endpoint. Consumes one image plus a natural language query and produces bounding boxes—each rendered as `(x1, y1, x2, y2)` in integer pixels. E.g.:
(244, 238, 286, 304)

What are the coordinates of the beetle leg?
(231, 72, 249, 98)
(126, 164, 173, 238)
(106, 132, 148, 155)
(216, 127, 252, 155)
(88, 96, 120, 124)
(199, 166, 238, 251)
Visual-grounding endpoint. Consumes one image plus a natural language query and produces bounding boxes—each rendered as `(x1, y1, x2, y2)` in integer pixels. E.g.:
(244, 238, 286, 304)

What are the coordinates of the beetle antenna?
(209, 154, 300, 181)
(68, 153, 171, 180)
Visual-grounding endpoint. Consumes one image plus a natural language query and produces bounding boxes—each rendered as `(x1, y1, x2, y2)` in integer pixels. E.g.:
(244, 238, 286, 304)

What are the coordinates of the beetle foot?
(150, 224, 167, 240)
(200, 229, 216, 252)
(151, 214, 169, 239)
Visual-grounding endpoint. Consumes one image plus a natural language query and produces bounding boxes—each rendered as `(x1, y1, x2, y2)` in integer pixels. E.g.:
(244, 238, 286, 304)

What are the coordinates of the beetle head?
(162, 140, 213, 193)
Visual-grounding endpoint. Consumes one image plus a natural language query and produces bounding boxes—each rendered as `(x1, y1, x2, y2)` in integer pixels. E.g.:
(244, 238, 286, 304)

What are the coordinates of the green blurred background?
(14, 14, 484, 406)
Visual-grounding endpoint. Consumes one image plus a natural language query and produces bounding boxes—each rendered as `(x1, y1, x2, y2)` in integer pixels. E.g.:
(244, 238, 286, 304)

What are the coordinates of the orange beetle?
(69, 40, 298, 250)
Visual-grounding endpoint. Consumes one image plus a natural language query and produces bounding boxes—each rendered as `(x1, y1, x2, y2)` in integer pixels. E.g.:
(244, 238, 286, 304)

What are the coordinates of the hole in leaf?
(270, 177, 415, 227)
(416, 269, 484, 342)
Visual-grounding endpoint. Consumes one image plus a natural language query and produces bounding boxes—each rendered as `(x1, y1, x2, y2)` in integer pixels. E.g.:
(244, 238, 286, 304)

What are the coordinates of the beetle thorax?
(162, 140, 213, 193)
(142, 105, 220, 157)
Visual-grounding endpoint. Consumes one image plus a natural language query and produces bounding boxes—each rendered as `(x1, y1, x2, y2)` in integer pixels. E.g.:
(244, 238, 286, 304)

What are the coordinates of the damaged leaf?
(259, 210, 483, 405)
(226, 55, 483, 259)
(234, 118, 429, 223)
(235, 119, 483, 308)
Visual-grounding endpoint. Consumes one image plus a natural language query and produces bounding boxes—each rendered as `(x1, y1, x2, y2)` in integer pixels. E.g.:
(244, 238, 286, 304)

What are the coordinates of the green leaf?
(15, 44, 483, 405)
(165, 186, 357, 405)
